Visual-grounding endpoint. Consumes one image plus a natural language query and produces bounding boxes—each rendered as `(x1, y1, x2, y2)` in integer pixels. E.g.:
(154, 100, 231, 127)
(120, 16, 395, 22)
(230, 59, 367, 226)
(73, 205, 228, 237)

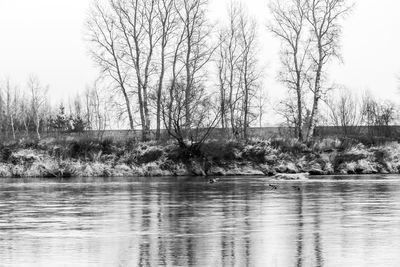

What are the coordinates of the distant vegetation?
(1, 0, 399, 166)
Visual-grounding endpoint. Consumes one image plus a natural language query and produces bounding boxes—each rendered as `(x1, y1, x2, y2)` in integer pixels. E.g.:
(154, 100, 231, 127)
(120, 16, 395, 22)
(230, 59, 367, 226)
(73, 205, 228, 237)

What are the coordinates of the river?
(1, 175, 400, 267)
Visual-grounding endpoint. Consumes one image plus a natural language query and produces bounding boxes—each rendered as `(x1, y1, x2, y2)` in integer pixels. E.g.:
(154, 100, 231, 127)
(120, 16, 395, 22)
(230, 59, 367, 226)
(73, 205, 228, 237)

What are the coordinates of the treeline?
(86, 0, 264, 145)
(84, 0, 358, 146)
(0, 76, 50, 140)
(0, 76, 112, 140)
(323, 89, 397, 136)
(269, 0, 355, 141)
(2, 0, 399, 148)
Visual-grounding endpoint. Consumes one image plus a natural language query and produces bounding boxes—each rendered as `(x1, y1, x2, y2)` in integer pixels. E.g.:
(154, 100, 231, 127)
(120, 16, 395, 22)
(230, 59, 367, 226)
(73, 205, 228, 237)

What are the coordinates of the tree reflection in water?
(1, 176, 400, 266)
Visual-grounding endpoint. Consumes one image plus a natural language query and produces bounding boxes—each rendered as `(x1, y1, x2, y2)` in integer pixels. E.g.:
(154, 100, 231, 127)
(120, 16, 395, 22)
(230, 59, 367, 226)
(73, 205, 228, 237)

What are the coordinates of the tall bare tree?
(177, 0, 214, 127)
(218, 3, 241, 132)
(155, 0, 177, 140)
(87, 1, 135, 130)
(112, 0, 165, 140)
(269, 0, 310, 141)
(165, 0, 187, 132)
(216, 32, 228, 129)
(326, 87, 358, 135)
(5, 79, 19, 140)
(217, 2, 261, 139)
(161, 81, 220, 154)
(255, 87, 268, 128)
(305, 0, 352, 141)
(237, 9, 260, 139)
(275, 97, 301, 131)
(27, 75, 48, 140)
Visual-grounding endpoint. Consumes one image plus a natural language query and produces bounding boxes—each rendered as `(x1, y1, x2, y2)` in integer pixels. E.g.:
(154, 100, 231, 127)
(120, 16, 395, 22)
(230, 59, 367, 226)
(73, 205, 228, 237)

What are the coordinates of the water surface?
(1, 175, 400, 267)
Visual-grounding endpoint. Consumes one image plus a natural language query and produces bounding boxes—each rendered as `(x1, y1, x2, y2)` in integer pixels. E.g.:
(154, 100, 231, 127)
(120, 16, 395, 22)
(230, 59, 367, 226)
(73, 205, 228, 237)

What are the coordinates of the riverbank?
(1, 137, 400, 178)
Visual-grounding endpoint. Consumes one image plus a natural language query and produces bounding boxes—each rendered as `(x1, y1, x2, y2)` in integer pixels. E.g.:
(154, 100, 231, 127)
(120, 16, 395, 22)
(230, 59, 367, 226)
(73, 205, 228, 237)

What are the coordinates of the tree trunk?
(36, 116, 41, 140)
(243, 90, 249, 140)
(220, 89, 226, 129)
(185, 39, 192, 127)
(243, 60, 249, 140)
(110, 44, 135, 131)
(306, 59, 323, 141)
(307, 92, 320, 141)
(184, 9, 193, 128)
(10, 115, 15, 140)
(156, 40, 166, 140)
(296, 79, 303, 141)
(122, 90, 134, 130)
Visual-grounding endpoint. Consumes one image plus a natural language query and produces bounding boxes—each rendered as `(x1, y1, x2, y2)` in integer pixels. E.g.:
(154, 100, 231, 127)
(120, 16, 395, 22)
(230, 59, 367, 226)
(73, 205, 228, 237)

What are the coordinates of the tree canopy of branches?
(361, 92, 396, 128)
(87, 0, 216, 141)
(305, 0, 353, 141)
(269, 0, 310, 141)
(87, 2, 135, 131)
(217, 2, 261, 140)
(161, 81, 220, 155)
(0, 75, 112, 141)
(269, 0, 352, 141)
(325, 87, 358, 135)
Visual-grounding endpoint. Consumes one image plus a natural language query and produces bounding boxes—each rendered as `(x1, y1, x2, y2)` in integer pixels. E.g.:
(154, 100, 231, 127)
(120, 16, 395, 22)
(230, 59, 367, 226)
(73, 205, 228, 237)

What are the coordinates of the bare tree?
(177, 0, 215, 127)
(86, 1, 135, 130)
(305, 0, 352, 141)
(82, 80, 112, 131)
(109, 0, 165, 140)
(255, 87, 268, 128)
(217, 3, 241, 132)
(27, 75, 48, 140)
(268, 0, 310, 141)
(0, 78, 17, 139)
(326, 87, 358, 135)
(155, 0, 177, 140)
(216, 2, 261, 139)
(216, 32, 228, 129)
(19, 94, 31, 136)
(154, 0, 187, 136)
(361, 92, 396, 127)
(84, 86, 94, 130)
(161, 81, 220, 155)
(275, 97, 301, 135)
(237, 9, 260, 139)
(6, 79, 19, 140)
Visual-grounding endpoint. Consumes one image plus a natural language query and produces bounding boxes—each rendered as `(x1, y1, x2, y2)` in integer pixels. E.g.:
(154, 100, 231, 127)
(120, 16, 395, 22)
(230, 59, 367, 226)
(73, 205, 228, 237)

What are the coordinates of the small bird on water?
(269, 184, 278, 190)
(208, 178, 217, 184)
(292, 186, 301, 191)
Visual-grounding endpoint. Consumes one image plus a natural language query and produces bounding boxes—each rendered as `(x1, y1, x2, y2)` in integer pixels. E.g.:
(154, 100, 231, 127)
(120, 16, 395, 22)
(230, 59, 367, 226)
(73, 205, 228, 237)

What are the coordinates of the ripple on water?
(1, 176, 400, 266)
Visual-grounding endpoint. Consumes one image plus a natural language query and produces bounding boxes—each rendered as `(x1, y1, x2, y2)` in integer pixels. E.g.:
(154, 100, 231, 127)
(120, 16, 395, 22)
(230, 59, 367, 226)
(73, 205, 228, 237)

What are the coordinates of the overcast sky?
(1, 0, 400, 121)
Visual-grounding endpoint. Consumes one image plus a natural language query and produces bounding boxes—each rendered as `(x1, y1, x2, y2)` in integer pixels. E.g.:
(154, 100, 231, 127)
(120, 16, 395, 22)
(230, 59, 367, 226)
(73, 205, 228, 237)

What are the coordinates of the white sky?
(1, 0, 400, 123)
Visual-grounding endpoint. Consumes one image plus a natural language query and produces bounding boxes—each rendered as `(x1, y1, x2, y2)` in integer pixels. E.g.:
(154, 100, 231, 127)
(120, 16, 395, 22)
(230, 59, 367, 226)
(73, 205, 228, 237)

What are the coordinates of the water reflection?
(1, 176, 400, 266)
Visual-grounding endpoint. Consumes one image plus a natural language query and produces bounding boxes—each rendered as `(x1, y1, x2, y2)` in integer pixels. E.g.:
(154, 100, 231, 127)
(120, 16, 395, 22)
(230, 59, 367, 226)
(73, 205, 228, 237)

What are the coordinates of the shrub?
(336, 137, 359, 151)
(373, 149, 390, 166)
(165, 145, 190, 162)
(67, 139, 101, 160)
(311, 138, 341, 152)
(242, 145, 267, 163)
(270, 138, 307, 154)
(137, 147, 164, 164)
(333, 153, 367, 170)
(101, 138, 115, 155)
(20, 139, 39, 149)
(0, 146, 12, 162)
(124, 138, 139, 150)
(200, 140, 244, 162)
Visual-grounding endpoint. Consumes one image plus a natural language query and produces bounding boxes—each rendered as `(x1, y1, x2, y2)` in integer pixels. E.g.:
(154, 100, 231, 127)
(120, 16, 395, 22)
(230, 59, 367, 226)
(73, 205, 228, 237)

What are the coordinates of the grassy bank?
(1, 137, 400, 178)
